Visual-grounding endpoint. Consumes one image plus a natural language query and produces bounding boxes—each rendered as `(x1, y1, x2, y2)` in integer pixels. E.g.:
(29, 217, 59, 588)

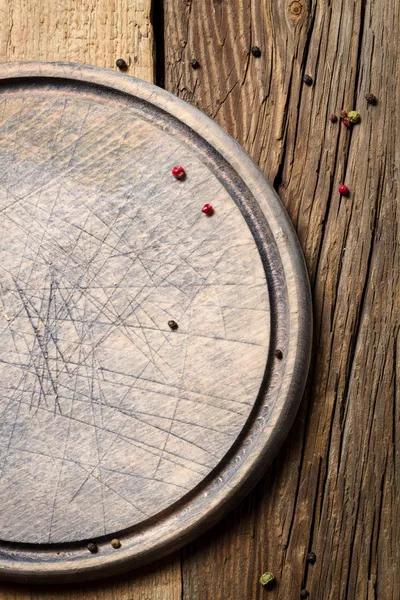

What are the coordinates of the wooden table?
(0, 0, 398, 598)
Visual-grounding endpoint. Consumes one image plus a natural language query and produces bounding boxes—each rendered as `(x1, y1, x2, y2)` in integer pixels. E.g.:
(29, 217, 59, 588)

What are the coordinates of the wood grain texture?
(0, 555, 181, 600)
(0, 0, 154, 81)
(0, 0, 396, 597)
(165, 0, 400, 599)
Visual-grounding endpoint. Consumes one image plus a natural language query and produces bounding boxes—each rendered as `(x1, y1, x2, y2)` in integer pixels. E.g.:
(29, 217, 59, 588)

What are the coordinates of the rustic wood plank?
(165, 0, 400, 598)
(0, 0, 154, 81)
(0, 556, 181, 600)
(0, 1, 179, 598)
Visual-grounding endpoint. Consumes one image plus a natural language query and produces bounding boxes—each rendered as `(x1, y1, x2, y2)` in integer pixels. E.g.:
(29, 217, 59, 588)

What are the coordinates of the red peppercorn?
(172, 165, 185, 180)
(202, 203, 213, 215)
(342, 118, 352, 129)
(338, 184, 349, 196)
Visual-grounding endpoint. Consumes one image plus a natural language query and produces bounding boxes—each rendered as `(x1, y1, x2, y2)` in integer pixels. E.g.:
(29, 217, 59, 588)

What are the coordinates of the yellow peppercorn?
(348, 110, 361, 124)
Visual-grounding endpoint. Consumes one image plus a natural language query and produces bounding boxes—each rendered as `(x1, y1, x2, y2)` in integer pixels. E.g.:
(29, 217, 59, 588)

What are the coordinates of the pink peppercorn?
(202, 203, 213, 215)
(172, 165, 185, 179)
(338, 184, 349, 196)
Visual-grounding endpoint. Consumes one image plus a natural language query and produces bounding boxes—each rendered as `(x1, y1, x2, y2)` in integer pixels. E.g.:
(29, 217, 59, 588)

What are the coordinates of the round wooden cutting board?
(0, 62, 311, 582)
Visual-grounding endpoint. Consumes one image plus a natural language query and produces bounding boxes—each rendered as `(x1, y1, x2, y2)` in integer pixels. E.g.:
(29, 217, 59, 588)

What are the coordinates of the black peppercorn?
(116, 58, 128, 71)
(365, 93, 377, 105)
(275, 348, 283, 360)
(251, 46, 262, 58)
(300, 590, 309, 599)
(87, 542, 98, 554)
(168, 320, 178, 330)
(191, 58, 200, 69)
(306, 552, 316, 564)
(303, 74, 313, 86)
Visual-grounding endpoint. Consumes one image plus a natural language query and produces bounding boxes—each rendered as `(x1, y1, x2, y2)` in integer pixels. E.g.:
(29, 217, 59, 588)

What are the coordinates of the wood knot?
(289, 1, 303, 16)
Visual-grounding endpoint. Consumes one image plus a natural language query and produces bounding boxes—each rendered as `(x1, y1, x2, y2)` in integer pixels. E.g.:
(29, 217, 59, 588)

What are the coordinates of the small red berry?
(342, 118, 352, 129)
(172, 165, 185, 180)
(338, 184, 349, 196)
(202, 203, 213, 215)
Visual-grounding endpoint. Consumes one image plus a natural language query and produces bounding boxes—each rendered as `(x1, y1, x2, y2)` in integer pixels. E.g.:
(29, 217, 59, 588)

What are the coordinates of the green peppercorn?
(347, 110, 361, 124)
(259, 572, 275, 587)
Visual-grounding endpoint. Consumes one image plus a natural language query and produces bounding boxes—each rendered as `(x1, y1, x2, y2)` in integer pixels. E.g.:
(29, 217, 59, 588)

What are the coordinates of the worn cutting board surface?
(0, 62, 311, 582)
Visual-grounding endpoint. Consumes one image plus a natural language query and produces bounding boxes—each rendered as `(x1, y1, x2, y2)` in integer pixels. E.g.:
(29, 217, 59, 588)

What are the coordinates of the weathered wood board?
(0, 0, 154, 81)
(0, 62, 310, 582)
(164, 1, 400, 599)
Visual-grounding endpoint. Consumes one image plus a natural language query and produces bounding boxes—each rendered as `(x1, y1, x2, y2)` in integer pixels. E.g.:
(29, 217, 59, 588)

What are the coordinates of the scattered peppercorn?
(338, 184, 349, 196)
(201, 203, 214, 215)
(306, 552, 316, 564)
(347, 110, 361, 124)
(172, 165, 185, 180)
(116, 58, 128, 71)
(111, 538, 121, 549)
(300, 590, 310, 599)
(329, 113, 338, 123)
(168, 320, 178, 330)
(251, 46, 262, 58)
(191, 58, 200, 69)
(303, 74, 313, 86)
(366, 93, 377, 105)
(342, 118, 352, 129)
(275, 348, 283, 359)
(87, 542, 98, 554)
(259, 572, 275, 587)
(339, 109, 348, 119)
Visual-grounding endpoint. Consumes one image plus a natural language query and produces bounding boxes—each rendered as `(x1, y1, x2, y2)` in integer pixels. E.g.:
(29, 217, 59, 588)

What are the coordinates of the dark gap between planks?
(151, 0, 166, 88)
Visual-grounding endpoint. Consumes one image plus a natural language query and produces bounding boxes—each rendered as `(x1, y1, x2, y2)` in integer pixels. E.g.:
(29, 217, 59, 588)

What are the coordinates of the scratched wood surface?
(0, 0, 398, 599)
(0, 73, 271, 545)
(0, 62, 310, 582)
